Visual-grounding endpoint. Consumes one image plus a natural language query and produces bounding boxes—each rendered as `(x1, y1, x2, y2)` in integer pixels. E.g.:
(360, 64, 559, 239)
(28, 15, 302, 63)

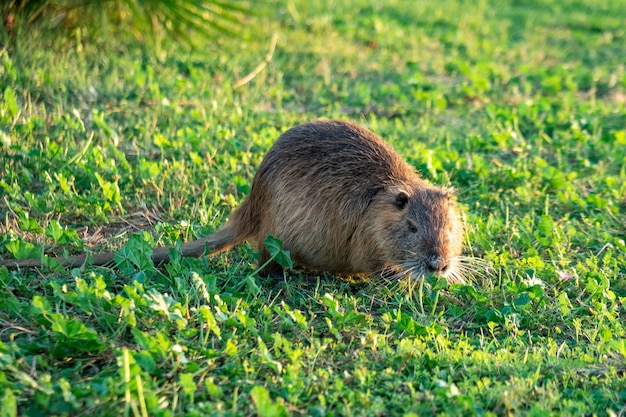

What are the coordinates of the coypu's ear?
(443, 188, 456, 199)
(394, 191, 409, 210)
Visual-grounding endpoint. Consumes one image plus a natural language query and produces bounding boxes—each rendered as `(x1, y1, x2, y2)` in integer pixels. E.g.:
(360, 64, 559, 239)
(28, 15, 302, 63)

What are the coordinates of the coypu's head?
(372, 184, 464, 283)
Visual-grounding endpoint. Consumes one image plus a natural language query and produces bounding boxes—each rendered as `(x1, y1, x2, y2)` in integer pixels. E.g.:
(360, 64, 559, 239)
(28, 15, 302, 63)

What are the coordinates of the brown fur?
(2, 120, 464, 281)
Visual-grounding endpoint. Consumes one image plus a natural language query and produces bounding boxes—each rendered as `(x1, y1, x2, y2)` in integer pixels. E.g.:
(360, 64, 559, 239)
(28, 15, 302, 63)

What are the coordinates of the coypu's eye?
(407, 221, 418, 233)
(394, 192, 409, 210)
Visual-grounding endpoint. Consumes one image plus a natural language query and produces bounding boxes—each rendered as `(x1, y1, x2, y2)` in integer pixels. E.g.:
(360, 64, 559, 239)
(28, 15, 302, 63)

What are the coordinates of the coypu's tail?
(0, 253, 101, 269)
(1, 221, 247, 270)
(151, 223, 242, 264)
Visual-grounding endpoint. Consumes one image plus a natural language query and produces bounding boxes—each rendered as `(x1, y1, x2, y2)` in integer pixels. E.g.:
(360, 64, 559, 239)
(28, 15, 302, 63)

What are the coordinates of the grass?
(1, 0, 625, 415)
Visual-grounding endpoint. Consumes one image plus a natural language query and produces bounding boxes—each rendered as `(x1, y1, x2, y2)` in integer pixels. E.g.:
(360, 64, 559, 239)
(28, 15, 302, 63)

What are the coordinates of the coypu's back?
(261, 120, 419, 191)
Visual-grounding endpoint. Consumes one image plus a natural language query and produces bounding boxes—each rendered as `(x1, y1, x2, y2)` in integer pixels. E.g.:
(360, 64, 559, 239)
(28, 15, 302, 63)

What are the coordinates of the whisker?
(365, 265, 412, 294)
(447, 269, 469, 284)
(400, 249, 419, 257)
(458, 261, 492, 277)
(455, 263, 487, 276)
(387, 280, 404, 294)
(405, 270, 423, 297)
(450, 256, 494, 283)
(386, 270, 411, 283)
(458, 257, 493, 270)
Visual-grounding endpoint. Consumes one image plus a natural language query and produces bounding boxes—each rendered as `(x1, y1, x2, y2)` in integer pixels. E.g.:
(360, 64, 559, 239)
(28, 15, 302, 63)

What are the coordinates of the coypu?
(2, 120, 466, 283)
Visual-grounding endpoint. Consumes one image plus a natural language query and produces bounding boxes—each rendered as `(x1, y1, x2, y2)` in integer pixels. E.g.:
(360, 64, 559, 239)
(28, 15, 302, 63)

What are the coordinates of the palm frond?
(2, 0, 253, 45)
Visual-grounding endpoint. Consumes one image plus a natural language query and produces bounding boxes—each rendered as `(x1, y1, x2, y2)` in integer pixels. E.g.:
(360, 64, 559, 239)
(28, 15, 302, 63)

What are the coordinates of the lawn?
(1, 0, 625, 415)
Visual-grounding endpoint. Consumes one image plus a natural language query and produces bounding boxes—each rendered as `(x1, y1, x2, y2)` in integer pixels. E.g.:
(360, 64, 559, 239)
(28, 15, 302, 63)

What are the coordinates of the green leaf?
(144, 289, 187, 327)
(134, 351, 157, 373)
(608, 339, 626, 357)
(0, 388, 17, 417)
(537, 215, 554, 238)
(45, 220, 81, 245)
(114, 233, 158, 277)
(4, 240, 40, 260)
(18, 214, 43, 233)
(431, 276, 449, 291)
(0, 284, 22, 320)
(396, 314, 429, 336)
(179, 373, 197, 399)
(198, 306, 221, 339)
(45, 221, 65, 242)
(256, 337, 282, 374)
(49, 314, 106, 354)
(94, 172, 122, 211)
(514, 293, 531, 307)
(131, 328, 170, 359)
(557, 292, 571, 316)
(3, 87, 18, 118)
(277, 301, 308, 330)
(263, 235, 293, 269)
(31, 295, 52, 316)
(250, 385, 288, 417)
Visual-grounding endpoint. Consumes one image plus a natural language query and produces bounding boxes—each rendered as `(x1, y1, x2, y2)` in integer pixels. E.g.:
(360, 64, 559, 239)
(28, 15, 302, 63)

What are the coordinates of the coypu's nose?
(427, 258, 448, 274)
